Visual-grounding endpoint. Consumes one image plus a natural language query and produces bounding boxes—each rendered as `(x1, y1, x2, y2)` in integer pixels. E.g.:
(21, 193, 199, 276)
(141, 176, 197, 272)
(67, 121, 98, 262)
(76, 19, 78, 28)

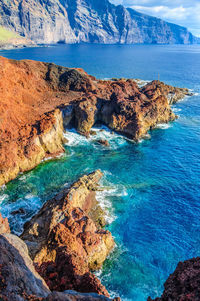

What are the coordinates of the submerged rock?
(21, 171, 115, 297)
(148, 257, 200, 301)
(0, 57, 190, 186)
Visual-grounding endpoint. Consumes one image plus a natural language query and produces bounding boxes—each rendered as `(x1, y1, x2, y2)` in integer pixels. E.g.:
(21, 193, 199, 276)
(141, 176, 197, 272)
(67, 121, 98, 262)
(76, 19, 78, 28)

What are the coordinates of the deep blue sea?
(0, 44, 200, 301)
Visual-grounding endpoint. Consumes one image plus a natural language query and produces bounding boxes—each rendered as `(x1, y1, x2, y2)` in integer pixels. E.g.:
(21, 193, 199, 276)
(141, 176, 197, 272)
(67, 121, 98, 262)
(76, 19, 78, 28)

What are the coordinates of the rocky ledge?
(148, 257, 200, 301)
(0, 56, 191, 186)
(0, 171, 119, 301)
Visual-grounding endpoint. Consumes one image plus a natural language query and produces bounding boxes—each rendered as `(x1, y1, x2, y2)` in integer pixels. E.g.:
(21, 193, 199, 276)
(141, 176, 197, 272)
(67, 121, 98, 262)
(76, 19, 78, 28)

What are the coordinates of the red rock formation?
(0, 56, 190, 186)
(21, 171, 115, 297)
(148, 257, 200, 301)
(0, 213, 10, 234)
(0, 232, 119, 301)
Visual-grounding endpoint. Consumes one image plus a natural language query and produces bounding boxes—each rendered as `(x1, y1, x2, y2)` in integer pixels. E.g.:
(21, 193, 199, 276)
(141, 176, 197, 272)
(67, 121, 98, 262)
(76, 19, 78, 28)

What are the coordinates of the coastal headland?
(0, 56, 195, 301)
(0, 56, 191, 186)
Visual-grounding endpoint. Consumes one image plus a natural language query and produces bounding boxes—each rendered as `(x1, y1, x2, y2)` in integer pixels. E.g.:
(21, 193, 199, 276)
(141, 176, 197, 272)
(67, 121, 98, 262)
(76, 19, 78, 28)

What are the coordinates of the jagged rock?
(21, 171, 114, 297)
(11, 208, 26, 216)
(0, 0, 198, 45)
(148, 257, 200, 301)
(0, 233, 50, 300)
(0, 232, 119, 301)
(0, 57, 189, 186)
(97, 140, 110, 147)
(0, 213, 10, 234)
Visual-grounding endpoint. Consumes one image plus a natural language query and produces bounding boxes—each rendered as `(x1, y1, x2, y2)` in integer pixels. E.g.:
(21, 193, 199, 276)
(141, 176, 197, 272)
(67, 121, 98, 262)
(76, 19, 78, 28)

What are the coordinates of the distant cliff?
(0, 0, 198, 45)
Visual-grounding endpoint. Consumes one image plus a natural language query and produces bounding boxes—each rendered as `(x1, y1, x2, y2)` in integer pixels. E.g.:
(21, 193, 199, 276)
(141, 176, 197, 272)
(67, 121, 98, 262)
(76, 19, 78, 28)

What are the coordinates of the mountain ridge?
(0, 0, 199, 45)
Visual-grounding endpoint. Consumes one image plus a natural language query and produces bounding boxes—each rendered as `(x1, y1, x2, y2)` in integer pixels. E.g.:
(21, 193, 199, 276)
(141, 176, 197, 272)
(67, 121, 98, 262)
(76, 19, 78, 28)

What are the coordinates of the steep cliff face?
(0, 0, 198, 45)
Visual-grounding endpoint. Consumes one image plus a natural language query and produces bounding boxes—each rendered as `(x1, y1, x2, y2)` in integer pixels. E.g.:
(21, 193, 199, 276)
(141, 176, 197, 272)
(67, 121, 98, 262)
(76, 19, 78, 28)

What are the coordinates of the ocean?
(0, 44, 200, 300)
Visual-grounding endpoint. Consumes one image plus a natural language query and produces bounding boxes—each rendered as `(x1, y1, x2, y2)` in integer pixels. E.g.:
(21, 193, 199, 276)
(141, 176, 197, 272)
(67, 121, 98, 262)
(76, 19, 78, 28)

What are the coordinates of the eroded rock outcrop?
(0, 56, 190, 186)
(148, 257, 200, 301)
(21, 171, 114, 297)
(0, 232, 118, 301)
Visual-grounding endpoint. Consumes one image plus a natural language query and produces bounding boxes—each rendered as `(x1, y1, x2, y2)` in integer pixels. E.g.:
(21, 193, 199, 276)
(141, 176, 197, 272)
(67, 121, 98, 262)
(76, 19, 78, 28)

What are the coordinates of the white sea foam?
(172, 107, 182, 113)
(134, 79, 151, 87)
(1, 194, 42, 235)
(96, 179, 128, 224)
(0, 184, 6, 191)
(42, 152, 65, 162)
(64, 126, 128, 150)
(0, 194, 9, 203)
(96, 189, 117, 224)
(63, 129, 89, 146)
(156, 123, 171, 130)
(19, 174, 27, 181)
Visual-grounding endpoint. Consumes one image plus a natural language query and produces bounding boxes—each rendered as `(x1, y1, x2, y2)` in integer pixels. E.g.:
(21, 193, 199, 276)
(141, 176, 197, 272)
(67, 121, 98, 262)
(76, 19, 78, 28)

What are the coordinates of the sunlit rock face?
(0, 0, 198, 45)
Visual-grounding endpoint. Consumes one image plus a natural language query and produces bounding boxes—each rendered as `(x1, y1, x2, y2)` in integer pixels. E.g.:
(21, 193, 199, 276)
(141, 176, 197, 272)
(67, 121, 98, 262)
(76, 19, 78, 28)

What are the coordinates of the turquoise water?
(0, 44, 200, 300)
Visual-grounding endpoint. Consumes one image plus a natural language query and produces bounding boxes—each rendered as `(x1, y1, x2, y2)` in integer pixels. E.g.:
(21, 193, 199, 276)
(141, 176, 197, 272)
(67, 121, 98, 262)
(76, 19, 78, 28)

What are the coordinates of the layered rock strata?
(0, 56, 190, 186)
(0, 0, 198, 45)
(21, 170, 114, 297)
(148, 257, 200, 301)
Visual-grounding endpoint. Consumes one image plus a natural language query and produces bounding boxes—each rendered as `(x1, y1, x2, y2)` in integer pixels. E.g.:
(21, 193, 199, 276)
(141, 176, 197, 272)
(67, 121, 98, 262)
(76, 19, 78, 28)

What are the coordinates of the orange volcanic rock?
(21, 171, 115, 297)
(0, 56, 190, 186)
(0, 213, 10, 234)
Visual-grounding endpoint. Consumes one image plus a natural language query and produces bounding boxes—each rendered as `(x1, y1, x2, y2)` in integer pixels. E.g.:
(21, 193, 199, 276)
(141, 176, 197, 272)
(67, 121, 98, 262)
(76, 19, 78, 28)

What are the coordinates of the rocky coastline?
(0, 56, 191, 187)
(0, 56, 195, 300)
(0, 171, 120, 300)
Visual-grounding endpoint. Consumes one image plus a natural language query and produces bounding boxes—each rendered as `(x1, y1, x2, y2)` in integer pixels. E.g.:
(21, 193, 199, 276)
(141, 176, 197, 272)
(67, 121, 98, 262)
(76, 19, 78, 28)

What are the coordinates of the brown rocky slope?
(0, 56, 191, 186)
(21, 170, 114, 297)
(0, 171, 119, 301)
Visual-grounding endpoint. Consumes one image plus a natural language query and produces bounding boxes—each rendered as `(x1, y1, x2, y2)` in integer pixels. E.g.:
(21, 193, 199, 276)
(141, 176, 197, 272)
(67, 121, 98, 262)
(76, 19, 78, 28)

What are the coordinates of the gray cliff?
(0, 0, 198, 45)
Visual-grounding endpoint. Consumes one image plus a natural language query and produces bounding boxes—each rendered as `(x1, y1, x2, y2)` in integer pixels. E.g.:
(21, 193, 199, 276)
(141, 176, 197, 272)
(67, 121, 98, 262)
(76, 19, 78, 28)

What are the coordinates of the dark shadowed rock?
(148, 257, 200, 301)
(0, 233, 50, 299)
(97, 140, 110, 147)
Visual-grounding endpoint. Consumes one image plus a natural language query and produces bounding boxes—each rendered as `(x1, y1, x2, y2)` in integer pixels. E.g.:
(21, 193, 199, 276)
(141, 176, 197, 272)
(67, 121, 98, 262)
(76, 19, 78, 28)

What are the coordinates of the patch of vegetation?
(0, 26, 19, 42)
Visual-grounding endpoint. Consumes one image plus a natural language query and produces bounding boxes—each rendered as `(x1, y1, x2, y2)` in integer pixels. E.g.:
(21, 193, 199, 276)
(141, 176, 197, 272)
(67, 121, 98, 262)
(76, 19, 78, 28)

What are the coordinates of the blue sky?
(110, 0, 200, 36)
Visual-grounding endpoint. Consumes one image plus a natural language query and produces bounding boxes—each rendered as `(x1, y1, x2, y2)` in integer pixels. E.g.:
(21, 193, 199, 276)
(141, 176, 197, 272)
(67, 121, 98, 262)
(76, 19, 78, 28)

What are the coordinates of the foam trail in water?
(96, 176, 128, 224)
(0, 194, 9, 203)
